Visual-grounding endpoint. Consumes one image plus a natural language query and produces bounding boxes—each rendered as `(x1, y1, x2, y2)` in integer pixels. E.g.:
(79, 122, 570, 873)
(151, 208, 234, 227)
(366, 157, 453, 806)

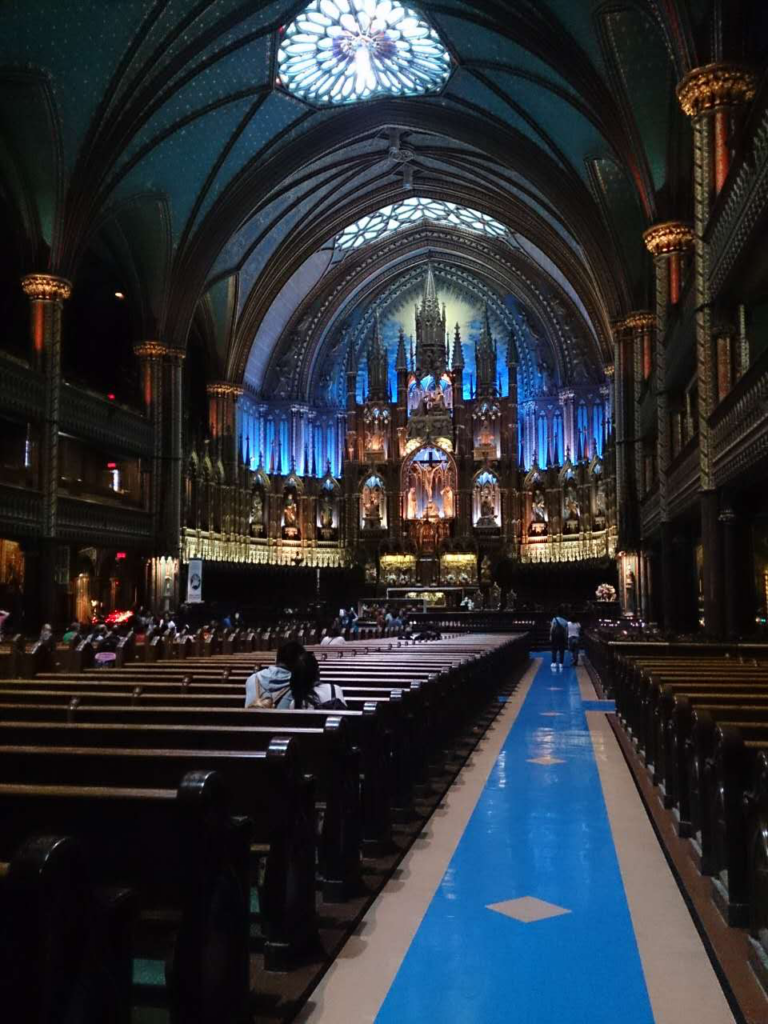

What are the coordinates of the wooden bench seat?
(0, 833, 134, 1024)
(0, 770, 252, 1024)
(0, 738, 316, 968)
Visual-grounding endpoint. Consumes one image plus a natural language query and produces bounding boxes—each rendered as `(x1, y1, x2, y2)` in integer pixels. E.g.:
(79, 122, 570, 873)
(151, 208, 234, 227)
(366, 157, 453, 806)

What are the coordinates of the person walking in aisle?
(568, 619, 581, 666)
(550, 608, 568, 672)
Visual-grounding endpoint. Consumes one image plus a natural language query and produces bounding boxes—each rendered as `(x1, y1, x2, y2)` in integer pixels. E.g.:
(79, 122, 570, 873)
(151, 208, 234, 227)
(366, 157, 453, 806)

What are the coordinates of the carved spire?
(367, 311, 389, 401)
(507, 327, 518, 367)
(415, 263, 448, 379)
(451, 322, 464, 369)
(396, 326, 408, 372)
(475, 304, 497, 394)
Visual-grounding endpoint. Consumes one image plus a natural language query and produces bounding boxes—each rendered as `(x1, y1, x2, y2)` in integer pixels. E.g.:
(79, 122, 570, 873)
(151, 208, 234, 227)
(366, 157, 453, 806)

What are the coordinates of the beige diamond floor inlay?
(486, 896, 571, 923)
(527, 756, 566, 765)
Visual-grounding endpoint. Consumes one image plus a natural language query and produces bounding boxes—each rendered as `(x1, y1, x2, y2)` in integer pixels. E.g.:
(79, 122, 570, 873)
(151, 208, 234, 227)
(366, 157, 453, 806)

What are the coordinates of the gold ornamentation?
(21, 273, 72, 302)
(133, 341, 168, 360)
(642, 221, 695, 256)
(604, 363, 615, 378)
(677, 63, 757, 118)
(165, 348, 186, 364)
(623, 311, 656, 332)
(206, 381, 242, 396)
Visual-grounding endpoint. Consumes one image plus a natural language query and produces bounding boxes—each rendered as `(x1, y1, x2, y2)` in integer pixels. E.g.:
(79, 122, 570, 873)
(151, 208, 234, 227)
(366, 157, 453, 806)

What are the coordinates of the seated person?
(62, 622, 80, 645)
(290, 651, 346, 709)
(320, 627, 346, 646)
(244, 641, 304, 709)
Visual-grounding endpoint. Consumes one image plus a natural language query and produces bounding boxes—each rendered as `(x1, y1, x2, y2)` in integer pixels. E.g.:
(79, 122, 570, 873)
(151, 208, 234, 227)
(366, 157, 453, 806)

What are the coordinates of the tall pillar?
(678, 63, 758, 198)
(677, 65, 756, 635)
(21, 275, 72, 538)
(21, 275, 72, 625)
(164, 349, 185, 563)
(134, 342, 167, 543)
(624, 312, 655, 501)
(643, 223, 694, 630)
(720, 496, 755, 639)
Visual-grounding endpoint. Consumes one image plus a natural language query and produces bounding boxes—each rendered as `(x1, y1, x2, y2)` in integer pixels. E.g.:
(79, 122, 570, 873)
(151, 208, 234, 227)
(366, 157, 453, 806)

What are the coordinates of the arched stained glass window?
(337, 197, 507, 252)
(278, 1, 451, 107)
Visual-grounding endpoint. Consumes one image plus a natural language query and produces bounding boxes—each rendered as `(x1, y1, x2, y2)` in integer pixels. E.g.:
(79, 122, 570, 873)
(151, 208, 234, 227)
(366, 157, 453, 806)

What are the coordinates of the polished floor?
(302, 657, 735, 1024)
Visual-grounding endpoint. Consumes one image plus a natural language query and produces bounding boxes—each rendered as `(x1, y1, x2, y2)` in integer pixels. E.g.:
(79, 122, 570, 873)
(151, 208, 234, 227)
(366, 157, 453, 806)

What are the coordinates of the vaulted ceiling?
(1, 1, 764, 399)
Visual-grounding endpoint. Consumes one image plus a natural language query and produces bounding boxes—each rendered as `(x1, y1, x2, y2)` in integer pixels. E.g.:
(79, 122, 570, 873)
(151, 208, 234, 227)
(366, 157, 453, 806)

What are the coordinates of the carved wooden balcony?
(710, 346, 768, 487)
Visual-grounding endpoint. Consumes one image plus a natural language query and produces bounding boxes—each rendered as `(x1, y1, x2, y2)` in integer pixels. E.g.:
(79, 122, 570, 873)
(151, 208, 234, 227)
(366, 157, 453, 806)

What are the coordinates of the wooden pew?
(0, 770, 251, 1024)
(0, 714, 361, 904)
(0, 738, 316, 969)
(0, 833, 134, 1024)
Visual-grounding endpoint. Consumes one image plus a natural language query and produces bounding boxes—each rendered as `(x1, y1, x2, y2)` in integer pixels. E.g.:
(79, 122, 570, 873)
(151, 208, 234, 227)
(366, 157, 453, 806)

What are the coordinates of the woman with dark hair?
(291, 651, 347, 709)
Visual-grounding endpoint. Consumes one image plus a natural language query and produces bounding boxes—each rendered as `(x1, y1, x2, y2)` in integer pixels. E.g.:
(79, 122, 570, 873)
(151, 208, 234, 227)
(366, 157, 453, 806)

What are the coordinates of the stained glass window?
(336, 197, 507, 252)
(278, 1, 451, 106)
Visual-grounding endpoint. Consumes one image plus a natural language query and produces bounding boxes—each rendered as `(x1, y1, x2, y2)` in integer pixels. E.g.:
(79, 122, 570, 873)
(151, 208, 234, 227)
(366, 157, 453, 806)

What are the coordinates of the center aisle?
(374, 655, 655, 1023)
(301, 653, 735, 1024)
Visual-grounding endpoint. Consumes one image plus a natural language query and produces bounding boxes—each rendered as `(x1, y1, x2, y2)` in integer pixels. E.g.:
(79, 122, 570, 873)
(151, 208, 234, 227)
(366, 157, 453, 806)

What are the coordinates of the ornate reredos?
(261, 258, 602, 410)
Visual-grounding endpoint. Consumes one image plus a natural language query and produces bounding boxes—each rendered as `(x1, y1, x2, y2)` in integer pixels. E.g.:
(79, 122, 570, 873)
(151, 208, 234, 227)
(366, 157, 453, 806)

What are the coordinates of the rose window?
(278, 1, 452, 106)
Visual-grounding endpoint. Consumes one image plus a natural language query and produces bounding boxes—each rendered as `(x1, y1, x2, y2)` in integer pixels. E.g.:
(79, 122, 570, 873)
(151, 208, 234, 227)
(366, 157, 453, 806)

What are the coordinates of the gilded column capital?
(604, 364, 615, 379)
(165, 347, 186, 364)
(623, 311, 656, 332)
(21, 273, 72, 302)
(642, 221, 695, 256)
(206, 381, 241, 396)
(133, 341, 168, 360)
(677, 62, 758, 117)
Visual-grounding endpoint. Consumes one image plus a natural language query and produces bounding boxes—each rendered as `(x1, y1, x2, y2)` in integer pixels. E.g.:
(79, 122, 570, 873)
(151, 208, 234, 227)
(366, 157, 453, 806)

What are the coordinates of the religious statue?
(477, 483, 498, 527)
(362, 483, 383, 527)
(319, 495, 334, 531)
(283, 491, 298, 528)
(250, 489, 264, 535)
(532, 490, 547, 521)
(477, 416, 495, 448)
(367, 421, 385, 451)
(564, 487, 580, 521)
(162, 574, 173, 612)
(442, 484, 455, 519)
(429, 387, 446, 411)
(407, 485, 418, 520)
(595, 480, 607, 517)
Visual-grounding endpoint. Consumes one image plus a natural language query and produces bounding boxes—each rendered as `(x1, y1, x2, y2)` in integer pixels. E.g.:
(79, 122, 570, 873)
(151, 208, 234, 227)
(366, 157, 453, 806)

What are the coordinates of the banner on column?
(186, 559, 203, 603)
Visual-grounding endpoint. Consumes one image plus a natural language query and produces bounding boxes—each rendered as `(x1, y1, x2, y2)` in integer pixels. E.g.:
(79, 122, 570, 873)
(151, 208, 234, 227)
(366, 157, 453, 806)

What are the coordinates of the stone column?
(677, 64, 756, 635)
(21, 274, 72, 625)
(624, 312, 655, 501)
(719, 497, 754, 639)
(22, 275, 72, 537)
(643, 223, 694, 630)
(558, 389, 575, 461)
(134, 342, 167, 542)
(164, 349, 185, 562)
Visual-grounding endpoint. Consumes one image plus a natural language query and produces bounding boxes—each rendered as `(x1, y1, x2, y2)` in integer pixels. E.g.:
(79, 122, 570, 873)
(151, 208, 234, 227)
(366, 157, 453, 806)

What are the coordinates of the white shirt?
(567, 621, 581, 638)
(290, 682, 346, 708)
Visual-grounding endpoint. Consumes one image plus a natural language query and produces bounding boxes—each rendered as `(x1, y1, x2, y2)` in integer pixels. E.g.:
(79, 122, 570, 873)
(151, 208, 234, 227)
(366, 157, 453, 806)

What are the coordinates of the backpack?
(249, 677, 291, 709)
(308, 683, 347, 711)
(551, 617, 567, 645)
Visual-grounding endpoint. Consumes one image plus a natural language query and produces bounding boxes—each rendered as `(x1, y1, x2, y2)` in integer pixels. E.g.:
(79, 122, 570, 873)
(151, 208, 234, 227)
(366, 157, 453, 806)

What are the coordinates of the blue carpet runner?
(374, 657, 654, 1023)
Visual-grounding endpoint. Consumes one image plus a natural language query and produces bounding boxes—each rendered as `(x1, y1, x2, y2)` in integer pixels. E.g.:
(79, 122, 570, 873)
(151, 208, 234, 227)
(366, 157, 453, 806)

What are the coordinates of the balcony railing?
(60, 383, 152, 456)
(0, 483, 42, 537)
(706, 77, 768, 296)
(57, 495, 154, 544)
(667, 436, 700, 520)
(710, 346, 768, 488)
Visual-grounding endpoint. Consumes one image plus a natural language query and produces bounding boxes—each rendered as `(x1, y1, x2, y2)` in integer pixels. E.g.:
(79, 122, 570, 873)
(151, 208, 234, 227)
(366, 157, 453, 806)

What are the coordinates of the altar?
(385, 586, 474, 610)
